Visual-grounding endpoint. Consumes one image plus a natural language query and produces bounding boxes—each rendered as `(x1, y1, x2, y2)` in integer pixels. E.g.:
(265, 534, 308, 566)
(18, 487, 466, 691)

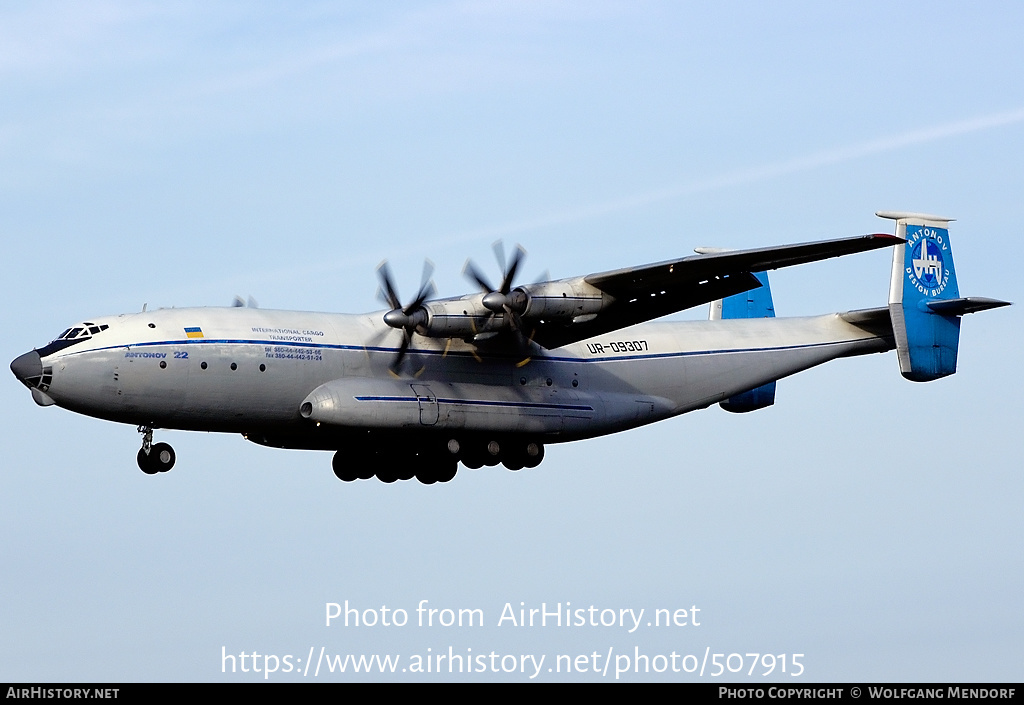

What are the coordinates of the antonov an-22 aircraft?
(10, 212, 1009, 484)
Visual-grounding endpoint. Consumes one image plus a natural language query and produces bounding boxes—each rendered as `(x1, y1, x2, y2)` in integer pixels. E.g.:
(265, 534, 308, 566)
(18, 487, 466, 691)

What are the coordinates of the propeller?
(375, 259, 436, 373)
(464, 241, 527, 318)
(463, 241, 536, 359)
(231, 295, 259, 308)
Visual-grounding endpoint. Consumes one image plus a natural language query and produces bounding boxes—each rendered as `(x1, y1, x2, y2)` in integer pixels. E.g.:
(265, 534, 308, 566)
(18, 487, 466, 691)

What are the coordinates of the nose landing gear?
(137, 425, 176, 474)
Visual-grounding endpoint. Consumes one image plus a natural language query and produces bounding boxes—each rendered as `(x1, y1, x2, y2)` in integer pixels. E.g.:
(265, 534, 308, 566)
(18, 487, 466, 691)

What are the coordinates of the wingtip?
(868, 233, 905, 244)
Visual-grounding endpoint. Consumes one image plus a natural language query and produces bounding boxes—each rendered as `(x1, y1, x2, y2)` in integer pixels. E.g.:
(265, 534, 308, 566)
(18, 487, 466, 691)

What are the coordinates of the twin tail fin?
(879, 211, 1010, 382)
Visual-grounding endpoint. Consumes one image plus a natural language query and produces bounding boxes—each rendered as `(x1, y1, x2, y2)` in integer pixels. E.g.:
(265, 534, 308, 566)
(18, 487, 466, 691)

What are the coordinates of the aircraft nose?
(11, 350, 42, 387)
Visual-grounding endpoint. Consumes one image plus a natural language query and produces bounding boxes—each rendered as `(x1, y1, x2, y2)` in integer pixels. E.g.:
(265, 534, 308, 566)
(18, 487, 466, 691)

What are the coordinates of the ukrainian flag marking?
(184, 327, 204, 339)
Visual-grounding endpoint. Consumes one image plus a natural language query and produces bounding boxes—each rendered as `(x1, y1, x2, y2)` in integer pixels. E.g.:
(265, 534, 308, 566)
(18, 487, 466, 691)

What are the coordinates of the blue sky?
(2, 1, 1022, 682)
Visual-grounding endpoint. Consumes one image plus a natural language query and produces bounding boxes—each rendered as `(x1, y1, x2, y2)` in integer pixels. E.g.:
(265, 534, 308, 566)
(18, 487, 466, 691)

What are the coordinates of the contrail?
(451, 106, 1024, 244)
(209, 106, 1024, 301)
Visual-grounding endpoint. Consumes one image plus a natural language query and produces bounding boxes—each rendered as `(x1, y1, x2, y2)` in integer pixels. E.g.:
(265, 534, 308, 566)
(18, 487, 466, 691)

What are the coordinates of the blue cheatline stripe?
(55, 335, 878, 365)
(354, 395, 594, 412)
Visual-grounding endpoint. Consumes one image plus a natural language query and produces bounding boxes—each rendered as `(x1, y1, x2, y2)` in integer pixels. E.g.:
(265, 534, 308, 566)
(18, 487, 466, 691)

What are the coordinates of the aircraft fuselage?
(17, 305, 891, 449)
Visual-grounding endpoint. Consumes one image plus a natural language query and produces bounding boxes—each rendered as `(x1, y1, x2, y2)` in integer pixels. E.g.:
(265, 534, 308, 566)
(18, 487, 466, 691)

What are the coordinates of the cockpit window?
(53, 324, 108, 341)
(39, 322, 109, 358)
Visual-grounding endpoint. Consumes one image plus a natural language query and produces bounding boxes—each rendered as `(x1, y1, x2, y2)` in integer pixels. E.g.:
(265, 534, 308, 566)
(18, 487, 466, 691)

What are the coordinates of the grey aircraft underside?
(10, 212, 1009, 484)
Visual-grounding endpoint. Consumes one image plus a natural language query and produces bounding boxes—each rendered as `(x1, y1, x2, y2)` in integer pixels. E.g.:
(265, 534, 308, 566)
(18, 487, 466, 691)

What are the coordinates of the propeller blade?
(419, 259, 435, 295)
(501, 245, 526, 294)
(492, 240, 507, 275)
(364, 325, 396, 351)
(407, 260, 436, 313)
(513, 317, 537, 365)
(375, 261, 402, 310)
(392, 330, 412, 372)
(463, 259, 495, 294)
(466, 242, 528, 300)
(507, 308, 523, 333)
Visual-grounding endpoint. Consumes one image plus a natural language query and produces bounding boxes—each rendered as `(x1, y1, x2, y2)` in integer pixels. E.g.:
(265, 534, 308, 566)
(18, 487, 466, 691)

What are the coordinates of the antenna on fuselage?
(142, 303, 148, 312)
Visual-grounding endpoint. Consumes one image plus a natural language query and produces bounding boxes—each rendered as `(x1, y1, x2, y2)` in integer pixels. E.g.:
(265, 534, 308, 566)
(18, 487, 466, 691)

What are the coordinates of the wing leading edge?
(528, 233, 902, 349)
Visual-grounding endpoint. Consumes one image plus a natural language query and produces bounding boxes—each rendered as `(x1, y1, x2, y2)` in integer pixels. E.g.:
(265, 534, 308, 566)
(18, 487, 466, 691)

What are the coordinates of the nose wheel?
(137, 426, 175, 474)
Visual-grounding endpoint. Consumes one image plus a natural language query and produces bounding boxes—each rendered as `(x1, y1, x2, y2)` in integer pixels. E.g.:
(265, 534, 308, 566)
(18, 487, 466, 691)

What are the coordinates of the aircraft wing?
(528, 233, 902, 349)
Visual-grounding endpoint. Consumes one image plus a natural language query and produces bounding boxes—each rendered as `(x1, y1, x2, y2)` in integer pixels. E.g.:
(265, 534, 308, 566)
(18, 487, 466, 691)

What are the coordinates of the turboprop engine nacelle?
(516, 279, 609, 320)
(418, 296, 509, 338)
(416, 279, 612, 339)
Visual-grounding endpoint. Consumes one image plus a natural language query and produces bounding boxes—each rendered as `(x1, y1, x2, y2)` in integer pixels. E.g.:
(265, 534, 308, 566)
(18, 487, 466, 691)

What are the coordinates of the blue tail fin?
(714, 271, 777, 412)
(879, 211, 1009, 381)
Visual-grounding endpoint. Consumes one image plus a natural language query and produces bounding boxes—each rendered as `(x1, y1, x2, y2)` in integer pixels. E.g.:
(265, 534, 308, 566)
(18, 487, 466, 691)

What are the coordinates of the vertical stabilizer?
(879, 211, 961, 381)
(716, 271, 778, 412)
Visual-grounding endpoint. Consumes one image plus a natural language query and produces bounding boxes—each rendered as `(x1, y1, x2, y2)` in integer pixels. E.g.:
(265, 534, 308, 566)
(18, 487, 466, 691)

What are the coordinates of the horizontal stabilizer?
(925, 297, 1011, 316)
(838, 307, 894, 338)
(838, 307, 889, 326)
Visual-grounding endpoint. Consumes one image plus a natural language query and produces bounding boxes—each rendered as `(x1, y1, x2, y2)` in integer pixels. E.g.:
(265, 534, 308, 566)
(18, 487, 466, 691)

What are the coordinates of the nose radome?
(11, 350, 42, 386)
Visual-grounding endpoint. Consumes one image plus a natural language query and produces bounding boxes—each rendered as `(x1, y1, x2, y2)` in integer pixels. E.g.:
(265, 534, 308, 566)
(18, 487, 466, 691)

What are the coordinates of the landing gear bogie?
(329, 436, 544, 485)
(330, 447, 458, 485)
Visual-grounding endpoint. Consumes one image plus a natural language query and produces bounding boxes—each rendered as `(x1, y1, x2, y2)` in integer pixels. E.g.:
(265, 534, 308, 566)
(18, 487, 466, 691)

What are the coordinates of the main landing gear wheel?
(332, 451, 360, 482)
(522, 441, 544, 468)
(136, 425, 175, 475)
(416, 456, 457, 485)
(137, 448, 159, 475)
(376, 464, 400, 483)
(137, 442, 175, 474)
